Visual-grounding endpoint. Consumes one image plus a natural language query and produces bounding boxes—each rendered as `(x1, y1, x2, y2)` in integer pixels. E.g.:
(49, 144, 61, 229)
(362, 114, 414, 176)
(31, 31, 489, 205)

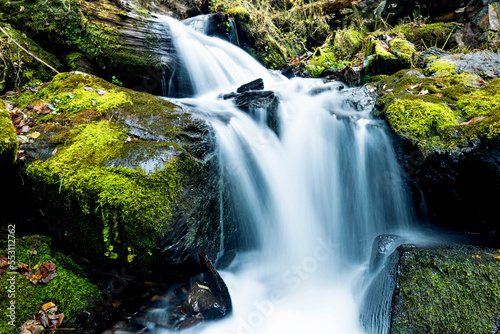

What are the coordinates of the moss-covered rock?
(374, 69, 500, 155)
(395, 22, 458, 51)
(8, 72, 225, 278)
(0, 235, 100, 332)
(363, 36, 415, 76)
(0, 0, 167, 93)
(391, 244, 500, 334)
(0, 100, 18, 167)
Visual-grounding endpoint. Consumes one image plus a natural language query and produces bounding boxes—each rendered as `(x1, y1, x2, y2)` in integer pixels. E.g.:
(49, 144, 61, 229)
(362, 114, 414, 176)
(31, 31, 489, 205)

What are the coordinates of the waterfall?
(149, 14, 416, 334)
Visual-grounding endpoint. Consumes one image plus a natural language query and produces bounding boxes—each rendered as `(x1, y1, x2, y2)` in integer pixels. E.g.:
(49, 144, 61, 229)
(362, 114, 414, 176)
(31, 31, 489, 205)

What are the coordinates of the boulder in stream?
(9, 72, 231, 279)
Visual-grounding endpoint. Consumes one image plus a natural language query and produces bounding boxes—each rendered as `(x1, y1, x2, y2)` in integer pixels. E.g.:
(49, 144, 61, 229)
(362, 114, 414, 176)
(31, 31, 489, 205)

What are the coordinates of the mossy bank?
(7, 72, 227, 278)
(391, 245, 500, 334)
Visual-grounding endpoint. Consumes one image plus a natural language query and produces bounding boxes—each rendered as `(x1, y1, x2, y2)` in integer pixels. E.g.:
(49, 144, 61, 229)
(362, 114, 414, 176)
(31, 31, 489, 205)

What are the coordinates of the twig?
(0, 26, 60, 74)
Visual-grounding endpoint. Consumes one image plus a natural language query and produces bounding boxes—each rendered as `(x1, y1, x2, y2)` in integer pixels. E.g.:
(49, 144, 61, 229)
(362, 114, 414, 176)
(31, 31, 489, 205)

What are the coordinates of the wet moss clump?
(392, 245, 500, 334)
(364, 36, 415, 75)
(395, 22, 457, 50)
(0, 100, 18, 167)
(375, 70, 500, 155)
(0, 235, 100, 332)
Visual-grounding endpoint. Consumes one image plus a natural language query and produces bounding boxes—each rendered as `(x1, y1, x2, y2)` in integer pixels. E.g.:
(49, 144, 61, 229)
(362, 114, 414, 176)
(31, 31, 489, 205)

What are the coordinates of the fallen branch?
(0, 26, 60, 74)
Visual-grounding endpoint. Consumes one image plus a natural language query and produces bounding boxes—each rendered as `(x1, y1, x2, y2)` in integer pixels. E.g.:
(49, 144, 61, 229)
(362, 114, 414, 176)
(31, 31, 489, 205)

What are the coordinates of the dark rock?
(235, 91, 280, 135)
(199, 252, 232, 315)
(236, 78, 264, 93)
(419, 47, 451, 64)
(181, 282, 225, 319)
(368, 234, 403, 273)
(382, 0, 468, 24)
(175, 313, 203, 331)
(235, 90, 276, 109)
(322, 66, 362, 86)
(409, 139, 500, 239)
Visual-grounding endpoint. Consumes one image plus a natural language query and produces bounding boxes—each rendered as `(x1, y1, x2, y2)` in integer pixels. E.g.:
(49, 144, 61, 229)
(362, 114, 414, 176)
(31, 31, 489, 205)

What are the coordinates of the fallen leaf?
(30, 132, 40, 139)
(21, 125, 31, 133)
(418, 89, 429, 95)
(488, 253, 500, 259)
(460, 116, 486, 125)
(41, 261, 57, 272)
(30, 248, 38, 256)
(0, 256, 8, 268)
(0, 269, 6, 275)
(472, 255, 481, 259)
(407, 82, 422, 90)
(110, 303, 121, 307)
(42, 302, 57, 312)
(432, 93, 443, 97)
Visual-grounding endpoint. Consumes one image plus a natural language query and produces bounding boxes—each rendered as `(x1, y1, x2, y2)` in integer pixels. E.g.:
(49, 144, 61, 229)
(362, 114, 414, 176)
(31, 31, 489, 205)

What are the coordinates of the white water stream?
(148, 14, 416, 334)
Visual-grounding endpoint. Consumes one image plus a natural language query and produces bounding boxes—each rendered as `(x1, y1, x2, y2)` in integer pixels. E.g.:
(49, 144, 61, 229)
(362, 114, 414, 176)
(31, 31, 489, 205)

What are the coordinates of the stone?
(181, 282, 225, 318)
(236, 78, 264, 93)
(422, 49, 500, 80)
(199, 252, 232, 315)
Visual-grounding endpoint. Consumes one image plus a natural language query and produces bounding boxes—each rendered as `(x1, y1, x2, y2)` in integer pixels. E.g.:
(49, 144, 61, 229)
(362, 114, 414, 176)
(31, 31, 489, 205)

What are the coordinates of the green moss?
(456, 79, 500, 118)
(0, 235, 99, 332)
(385, 99, 459, 153)
(25, 121, 184, 258)
(392, 246, 500, 333)
(0, 100, 18, 167)
(0, 22, 61, 92)
(227, 6, 251, 24)
(425, 60, 456, 76)
(389, 38, 416, 66)
(376, 70, 500, 155)
(395, 22, 457, 50)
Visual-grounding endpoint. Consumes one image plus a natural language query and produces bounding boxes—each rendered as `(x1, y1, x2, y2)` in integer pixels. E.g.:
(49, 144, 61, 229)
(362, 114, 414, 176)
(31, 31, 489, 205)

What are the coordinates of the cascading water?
(145, 14, 416, 334)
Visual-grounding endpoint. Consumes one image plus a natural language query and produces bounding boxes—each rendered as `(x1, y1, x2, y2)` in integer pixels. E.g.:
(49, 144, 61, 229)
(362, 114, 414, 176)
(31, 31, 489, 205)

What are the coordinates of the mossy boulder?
(421, 48, 500, 80)
(8, 72, 226, 278)
(363, 36, 416, 76)
(0, 235, 100, 332)
(391, 244, 500, 334)
(0, 0, 170, 94)
(0, 100, 18, 168)
(374, 69, 500, 156)
(395, 22, 458, 51)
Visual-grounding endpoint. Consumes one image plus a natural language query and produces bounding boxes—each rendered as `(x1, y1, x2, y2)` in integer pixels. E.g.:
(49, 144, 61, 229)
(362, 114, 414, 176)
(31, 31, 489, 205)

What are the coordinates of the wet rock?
(236, 78, 264, 93)
(363, 36, 415, 76)
(181, 282, 225, 318)
(471, 3, 500, 31)
(368, 234, 403, 273)
(421, 48, 500, 80)
(199, 252, 232, 315)
(235, 90, 276, 109)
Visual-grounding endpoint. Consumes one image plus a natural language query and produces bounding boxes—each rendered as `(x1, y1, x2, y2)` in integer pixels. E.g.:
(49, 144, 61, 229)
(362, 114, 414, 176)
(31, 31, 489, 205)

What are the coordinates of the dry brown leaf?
(460, 116, 486, 125)
(0, 256, 8, 268)
(42, 302, 57, 312)
(407, 82, 422, 90)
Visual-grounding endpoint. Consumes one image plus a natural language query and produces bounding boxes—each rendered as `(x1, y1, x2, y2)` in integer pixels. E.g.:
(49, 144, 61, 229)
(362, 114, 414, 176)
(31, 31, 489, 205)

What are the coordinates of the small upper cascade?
(156, 14, 283, 97)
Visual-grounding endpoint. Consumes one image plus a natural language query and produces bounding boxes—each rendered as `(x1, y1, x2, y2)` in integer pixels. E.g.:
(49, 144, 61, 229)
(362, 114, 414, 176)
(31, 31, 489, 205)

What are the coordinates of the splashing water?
(147, 14, 416, 334)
